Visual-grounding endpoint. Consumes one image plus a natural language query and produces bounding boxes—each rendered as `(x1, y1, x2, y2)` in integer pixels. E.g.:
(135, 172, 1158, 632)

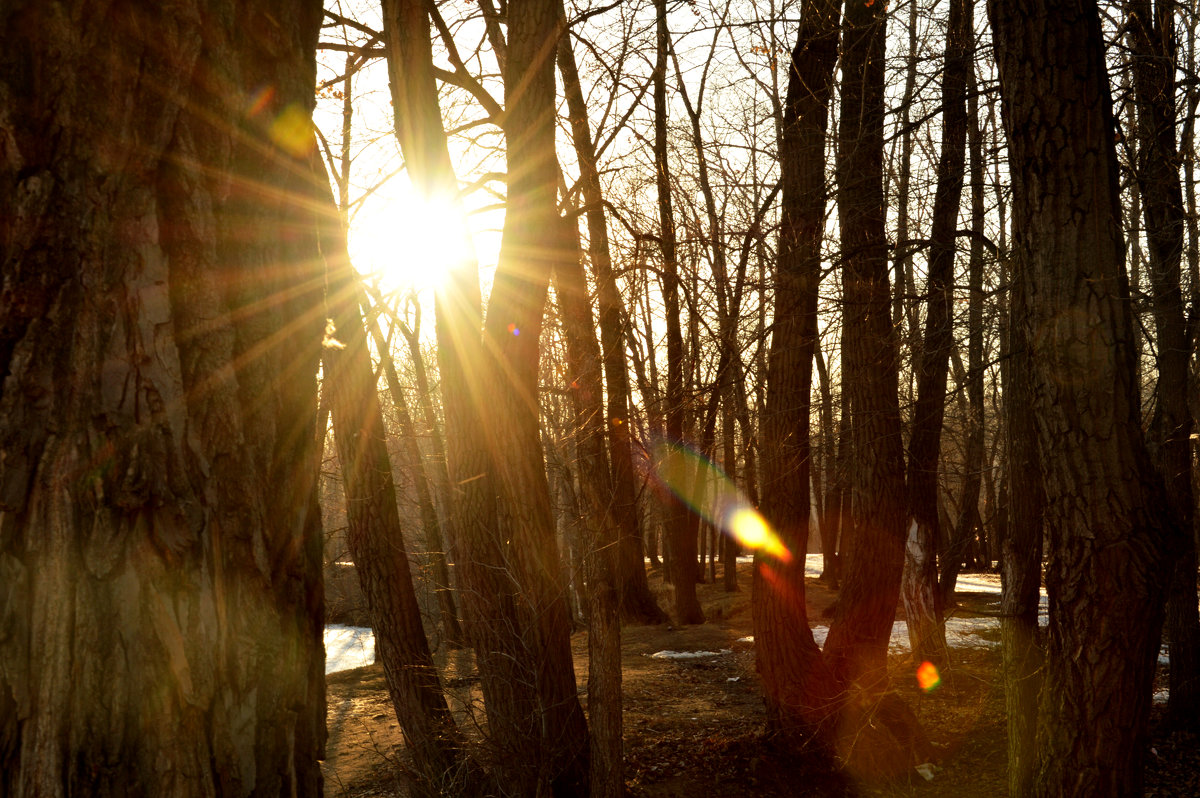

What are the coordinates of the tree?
(901, 0, 972, 669)
(0, 2, 326, 793)
(754, 0, 842, 745)
(989, 0, 1179, 792)
(1126, 0, 1200, 727)
(655, 0, 705, 625)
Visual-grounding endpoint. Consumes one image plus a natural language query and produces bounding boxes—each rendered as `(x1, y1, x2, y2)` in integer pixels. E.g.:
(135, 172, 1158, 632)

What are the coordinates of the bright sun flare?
(348, 181, 474, 293)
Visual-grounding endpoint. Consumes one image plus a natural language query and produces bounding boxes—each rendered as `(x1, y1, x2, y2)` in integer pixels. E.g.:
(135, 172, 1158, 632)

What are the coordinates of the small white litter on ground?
(650, 649, 732, 660)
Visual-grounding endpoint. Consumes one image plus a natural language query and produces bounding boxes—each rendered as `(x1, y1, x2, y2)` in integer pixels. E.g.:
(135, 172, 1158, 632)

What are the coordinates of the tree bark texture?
(0, 2, 326, 794)
(824, 0, 907, 696)
(901, 0, 971, 669)
(990, 1, 1178, 793)
(754, 0, 841, 747)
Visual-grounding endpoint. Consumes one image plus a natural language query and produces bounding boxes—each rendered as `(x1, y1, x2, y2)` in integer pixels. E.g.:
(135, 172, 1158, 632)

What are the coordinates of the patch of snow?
(650, 649, 731, 660)
(325, 624, 375, 674)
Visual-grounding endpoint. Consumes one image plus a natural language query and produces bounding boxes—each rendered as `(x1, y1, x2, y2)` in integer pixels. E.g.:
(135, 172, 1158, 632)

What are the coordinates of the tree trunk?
(555, 0, 666, 625)
(754, 0, 842, 746)
(553, 220, 624, 798)
(654, 0, 704, 625)
(901, 0, 971, 669)
(990, 1, 1179, 792)
(0, 2, 326, 793)
(824, 0, 907, 697)
(321, 210, 478, 795)
(1127, 0, 1200, 727)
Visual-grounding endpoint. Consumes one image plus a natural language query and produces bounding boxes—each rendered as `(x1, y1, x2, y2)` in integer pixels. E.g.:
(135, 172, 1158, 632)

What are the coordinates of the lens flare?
(650, 442, 791, 562)
(916, 661, 941, 692)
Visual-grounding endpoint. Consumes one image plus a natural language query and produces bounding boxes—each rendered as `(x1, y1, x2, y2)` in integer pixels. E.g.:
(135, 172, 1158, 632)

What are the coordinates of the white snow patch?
(325, 624, 375, 674)
(650, 649, 731, 660)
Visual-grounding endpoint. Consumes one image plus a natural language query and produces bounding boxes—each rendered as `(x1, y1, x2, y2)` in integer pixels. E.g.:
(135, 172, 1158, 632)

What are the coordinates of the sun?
(348, 179, 474, 294)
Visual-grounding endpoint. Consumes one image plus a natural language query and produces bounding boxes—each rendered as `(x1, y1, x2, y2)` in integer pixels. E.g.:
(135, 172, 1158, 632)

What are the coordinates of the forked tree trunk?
(0, 2, 326, 793)
(990, 1, 1178, 792)
(824, 0, 907, 697)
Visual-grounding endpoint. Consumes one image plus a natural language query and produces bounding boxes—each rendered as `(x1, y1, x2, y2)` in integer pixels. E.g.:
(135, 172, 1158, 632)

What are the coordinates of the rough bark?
(754, 0, 842, 747)
(989, 1, 1178, 792)
(0, 2, 326, 794)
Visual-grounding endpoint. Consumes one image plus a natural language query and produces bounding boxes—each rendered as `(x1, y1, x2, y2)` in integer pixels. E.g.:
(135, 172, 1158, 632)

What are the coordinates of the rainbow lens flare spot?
(916, 661, 941, 692)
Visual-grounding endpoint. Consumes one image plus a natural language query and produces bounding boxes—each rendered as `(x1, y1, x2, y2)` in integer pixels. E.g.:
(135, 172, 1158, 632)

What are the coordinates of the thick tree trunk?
(901, 0, 971, 669)
(754, 0, 842, 746)
(990, 1, 1178, 793)
(0, 2, 326, 794)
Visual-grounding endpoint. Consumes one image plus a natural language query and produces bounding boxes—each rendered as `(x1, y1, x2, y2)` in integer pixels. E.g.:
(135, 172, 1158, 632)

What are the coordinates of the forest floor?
(321, 560, 1199, 797)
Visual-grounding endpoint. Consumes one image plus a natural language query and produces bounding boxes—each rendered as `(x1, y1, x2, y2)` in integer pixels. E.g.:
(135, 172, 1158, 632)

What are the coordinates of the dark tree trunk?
(555, 9, 667, 625)
(990, 1, 1179, 792)
(0, 2, 326, 794)
(939, 67, 988, 611)
(901, 0, 971, 669)
(1127, 0, 1200, 727)
(824, 0, 907, 696)
(999, 246, 1046, 798)
(654, 0, 704, 625)
(754, 0, 842, 746)
(321, 213, 478, 795)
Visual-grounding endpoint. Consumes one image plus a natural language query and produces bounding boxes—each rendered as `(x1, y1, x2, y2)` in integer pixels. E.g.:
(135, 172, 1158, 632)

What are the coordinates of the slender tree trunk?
(364, 307, 464, 648)
(939, 69, 988, 610)
(321, 209, 479, 795)
(902, 0, 971, 669)
(655, 0, 704, 624)
(556, 0, 666, 625)
(553, 220, 624, 798)
(1128, 0, 1200, 727)
(990, 1, 1179, 792)
(0, 3, 327, 793)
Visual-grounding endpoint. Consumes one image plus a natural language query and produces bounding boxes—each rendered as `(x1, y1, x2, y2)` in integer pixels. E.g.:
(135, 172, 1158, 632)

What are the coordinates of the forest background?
(0, 0, 1197, 796)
